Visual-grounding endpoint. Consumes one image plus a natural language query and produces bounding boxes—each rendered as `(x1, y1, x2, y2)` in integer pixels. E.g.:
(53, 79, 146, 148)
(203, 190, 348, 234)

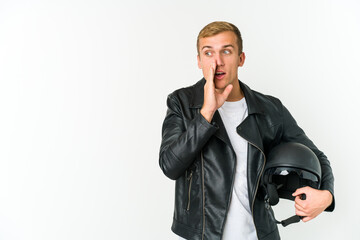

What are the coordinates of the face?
(197, 31, 245, 90)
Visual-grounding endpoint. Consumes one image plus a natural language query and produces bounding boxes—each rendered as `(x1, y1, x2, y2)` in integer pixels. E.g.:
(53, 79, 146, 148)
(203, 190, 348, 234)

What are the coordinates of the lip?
(215, 72, 226, 80)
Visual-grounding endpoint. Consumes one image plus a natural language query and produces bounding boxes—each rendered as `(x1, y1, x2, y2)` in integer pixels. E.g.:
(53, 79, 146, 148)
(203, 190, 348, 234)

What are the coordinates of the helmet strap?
(280, 215, 302, 227)
(265, 197, 303, 227)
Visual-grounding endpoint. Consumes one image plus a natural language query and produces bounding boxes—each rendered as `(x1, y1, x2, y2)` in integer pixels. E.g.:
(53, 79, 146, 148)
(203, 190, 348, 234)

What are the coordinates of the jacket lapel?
(237, 115, 264, 153)
(212, 110, 233, 147)
(237, 81, 265, 152)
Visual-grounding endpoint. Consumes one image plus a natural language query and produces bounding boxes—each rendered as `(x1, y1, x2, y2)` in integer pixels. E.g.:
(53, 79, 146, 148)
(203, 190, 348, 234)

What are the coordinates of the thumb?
(292, 187, 307, 197)
(221, 84, 233, 99)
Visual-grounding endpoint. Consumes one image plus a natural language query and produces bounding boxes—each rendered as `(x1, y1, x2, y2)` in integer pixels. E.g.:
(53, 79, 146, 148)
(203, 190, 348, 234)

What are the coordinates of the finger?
(211, 61, 216, 73)
(295, 198, 309, 212)
(301, 216, 313, 222)
(295, 209, 307, 217)
(292, 188, 304, 197)
(294, 195, 304, 204)
(292, 186, 308, 197)
(295, 194, 307, 202)
(210, 62, 216, 81)
(206, 61, 216, 83)
(295, 208, 309, 217)
(294, 202, 306, 212)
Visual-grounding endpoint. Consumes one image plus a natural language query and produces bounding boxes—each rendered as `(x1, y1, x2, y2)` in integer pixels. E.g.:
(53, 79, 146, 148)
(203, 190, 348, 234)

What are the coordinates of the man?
(159, 21, 334, 240)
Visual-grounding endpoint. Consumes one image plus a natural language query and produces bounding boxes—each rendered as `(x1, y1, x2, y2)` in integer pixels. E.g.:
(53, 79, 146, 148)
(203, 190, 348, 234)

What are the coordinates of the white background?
(0, 0, 359, 239)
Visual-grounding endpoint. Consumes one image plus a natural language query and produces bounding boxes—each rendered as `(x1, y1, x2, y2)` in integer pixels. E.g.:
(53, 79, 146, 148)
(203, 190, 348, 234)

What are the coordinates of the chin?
(215, 82, 229, 90)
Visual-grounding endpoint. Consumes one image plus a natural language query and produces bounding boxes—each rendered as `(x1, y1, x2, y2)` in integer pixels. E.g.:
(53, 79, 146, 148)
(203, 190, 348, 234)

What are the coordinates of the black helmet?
(262, 142, 321, 226)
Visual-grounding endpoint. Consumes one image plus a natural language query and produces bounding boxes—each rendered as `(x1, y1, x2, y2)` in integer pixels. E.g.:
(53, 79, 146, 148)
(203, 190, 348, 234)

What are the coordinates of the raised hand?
(200, 62, 233, 122)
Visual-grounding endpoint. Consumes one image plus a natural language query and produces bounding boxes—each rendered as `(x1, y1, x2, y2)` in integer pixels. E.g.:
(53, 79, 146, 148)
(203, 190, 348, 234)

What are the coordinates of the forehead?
(198, 31, 237, 50)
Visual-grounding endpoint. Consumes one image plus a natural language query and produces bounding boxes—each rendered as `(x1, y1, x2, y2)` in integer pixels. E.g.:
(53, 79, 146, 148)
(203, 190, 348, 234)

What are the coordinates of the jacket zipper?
(247, 141, 266, 227)
(220, 150, 237, 240)
(219, 140, 262, 239)
(186, 170, 193, 211)
(201, 151, 205, 240)
(198, 108, 206, 240)
(197, 108, 266, 238)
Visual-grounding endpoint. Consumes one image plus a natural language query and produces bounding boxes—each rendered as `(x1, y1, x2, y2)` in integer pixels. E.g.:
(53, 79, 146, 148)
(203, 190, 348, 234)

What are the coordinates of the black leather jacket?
(159, 79, 334, 240)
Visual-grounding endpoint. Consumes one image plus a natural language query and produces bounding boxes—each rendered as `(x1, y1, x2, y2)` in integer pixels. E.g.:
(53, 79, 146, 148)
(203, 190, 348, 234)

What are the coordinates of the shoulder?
(241, 81, 284, 115)
(167, 79, 204, 108)
(169, 79, 203, 98)
(253, 90, 283, 109)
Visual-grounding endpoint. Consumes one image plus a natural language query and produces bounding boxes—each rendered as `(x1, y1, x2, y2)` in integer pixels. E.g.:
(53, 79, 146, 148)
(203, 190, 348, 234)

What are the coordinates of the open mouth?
(215, 71, 226, 79)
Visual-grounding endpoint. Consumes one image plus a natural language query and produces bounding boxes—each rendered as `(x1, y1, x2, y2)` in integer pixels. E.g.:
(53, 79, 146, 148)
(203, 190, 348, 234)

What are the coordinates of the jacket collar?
(189, 78, 265, 115)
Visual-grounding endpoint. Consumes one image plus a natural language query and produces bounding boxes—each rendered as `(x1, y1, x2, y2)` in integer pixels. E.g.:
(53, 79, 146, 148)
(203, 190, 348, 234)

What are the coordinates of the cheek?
(199, 60, 210, 70)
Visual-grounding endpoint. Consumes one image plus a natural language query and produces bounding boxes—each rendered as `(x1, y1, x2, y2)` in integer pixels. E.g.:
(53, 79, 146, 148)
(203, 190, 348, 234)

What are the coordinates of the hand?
(200, 62, 233, 122)
(292, 187, 333, 222)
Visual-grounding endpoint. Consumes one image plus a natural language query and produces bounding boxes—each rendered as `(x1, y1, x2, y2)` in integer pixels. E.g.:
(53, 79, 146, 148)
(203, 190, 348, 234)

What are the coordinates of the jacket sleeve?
(281, 104, 335, 212)
(159, 94, 218, 180)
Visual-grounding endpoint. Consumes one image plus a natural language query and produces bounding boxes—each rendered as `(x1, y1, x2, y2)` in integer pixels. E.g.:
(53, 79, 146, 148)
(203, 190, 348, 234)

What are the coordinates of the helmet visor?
(269, 167, 320, 186)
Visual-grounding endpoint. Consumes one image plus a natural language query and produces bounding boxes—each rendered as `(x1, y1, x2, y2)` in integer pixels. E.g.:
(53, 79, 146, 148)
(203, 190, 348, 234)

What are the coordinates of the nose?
(215, 53, 224, 66)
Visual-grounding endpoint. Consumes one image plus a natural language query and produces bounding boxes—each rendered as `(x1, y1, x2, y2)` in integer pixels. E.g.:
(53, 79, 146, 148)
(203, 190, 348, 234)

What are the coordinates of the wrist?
(200, 108, 215, 123)
(322, 190, 333, 208)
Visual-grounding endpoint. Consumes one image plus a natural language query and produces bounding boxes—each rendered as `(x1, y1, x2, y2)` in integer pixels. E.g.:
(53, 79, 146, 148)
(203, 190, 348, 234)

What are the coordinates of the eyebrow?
(201, 44, 235, 51)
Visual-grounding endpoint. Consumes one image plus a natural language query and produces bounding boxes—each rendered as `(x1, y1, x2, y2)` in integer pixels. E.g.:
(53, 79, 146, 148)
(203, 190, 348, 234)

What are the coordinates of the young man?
(159, 21, 334, 240)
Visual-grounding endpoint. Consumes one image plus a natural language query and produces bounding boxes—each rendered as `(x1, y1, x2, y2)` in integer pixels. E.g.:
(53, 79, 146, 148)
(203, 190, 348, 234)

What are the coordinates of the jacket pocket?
(185, 169, 193, 211)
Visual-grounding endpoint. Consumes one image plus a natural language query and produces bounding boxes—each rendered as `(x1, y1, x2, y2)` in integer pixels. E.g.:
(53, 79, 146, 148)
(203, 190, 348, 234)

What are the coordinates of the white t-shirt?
(218, 98, 257, 240)
(178, 98, 257, 240)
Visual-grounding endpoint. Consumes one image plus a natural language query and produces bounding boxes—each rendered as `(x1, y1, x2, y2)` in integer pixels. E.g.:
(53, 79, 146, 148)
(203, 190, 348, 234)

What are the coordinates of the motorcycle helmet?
(262, 142, 322, 226)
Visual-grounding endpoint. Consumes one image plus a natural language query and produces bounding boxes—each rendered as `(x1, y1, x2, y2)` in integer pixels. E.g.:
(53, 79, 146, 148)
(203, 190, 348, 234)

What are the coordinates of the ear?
(197, 55, 202, 69)
(238, 52, 246, 67)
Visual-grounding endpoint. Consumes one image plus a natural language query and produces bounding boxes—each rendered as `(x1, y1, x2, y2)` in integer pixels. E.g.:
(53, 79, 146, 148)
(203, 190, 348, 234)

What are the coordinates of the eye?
(223, 49, 231, 54)
(204, 51, 212, 56)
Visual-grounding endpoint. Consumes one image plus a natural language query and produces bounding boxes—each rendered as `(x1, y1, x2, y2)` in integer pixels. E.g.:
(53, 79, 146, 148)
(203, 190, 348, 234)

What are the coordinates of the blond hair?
(197, 21, 243, 55)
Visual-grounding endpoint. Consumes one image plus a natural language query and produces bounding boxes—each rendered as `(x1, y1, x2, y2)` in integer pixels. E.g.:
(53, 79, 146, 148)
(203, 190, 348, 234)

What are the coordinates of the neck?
(226, 80, 244, 102)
